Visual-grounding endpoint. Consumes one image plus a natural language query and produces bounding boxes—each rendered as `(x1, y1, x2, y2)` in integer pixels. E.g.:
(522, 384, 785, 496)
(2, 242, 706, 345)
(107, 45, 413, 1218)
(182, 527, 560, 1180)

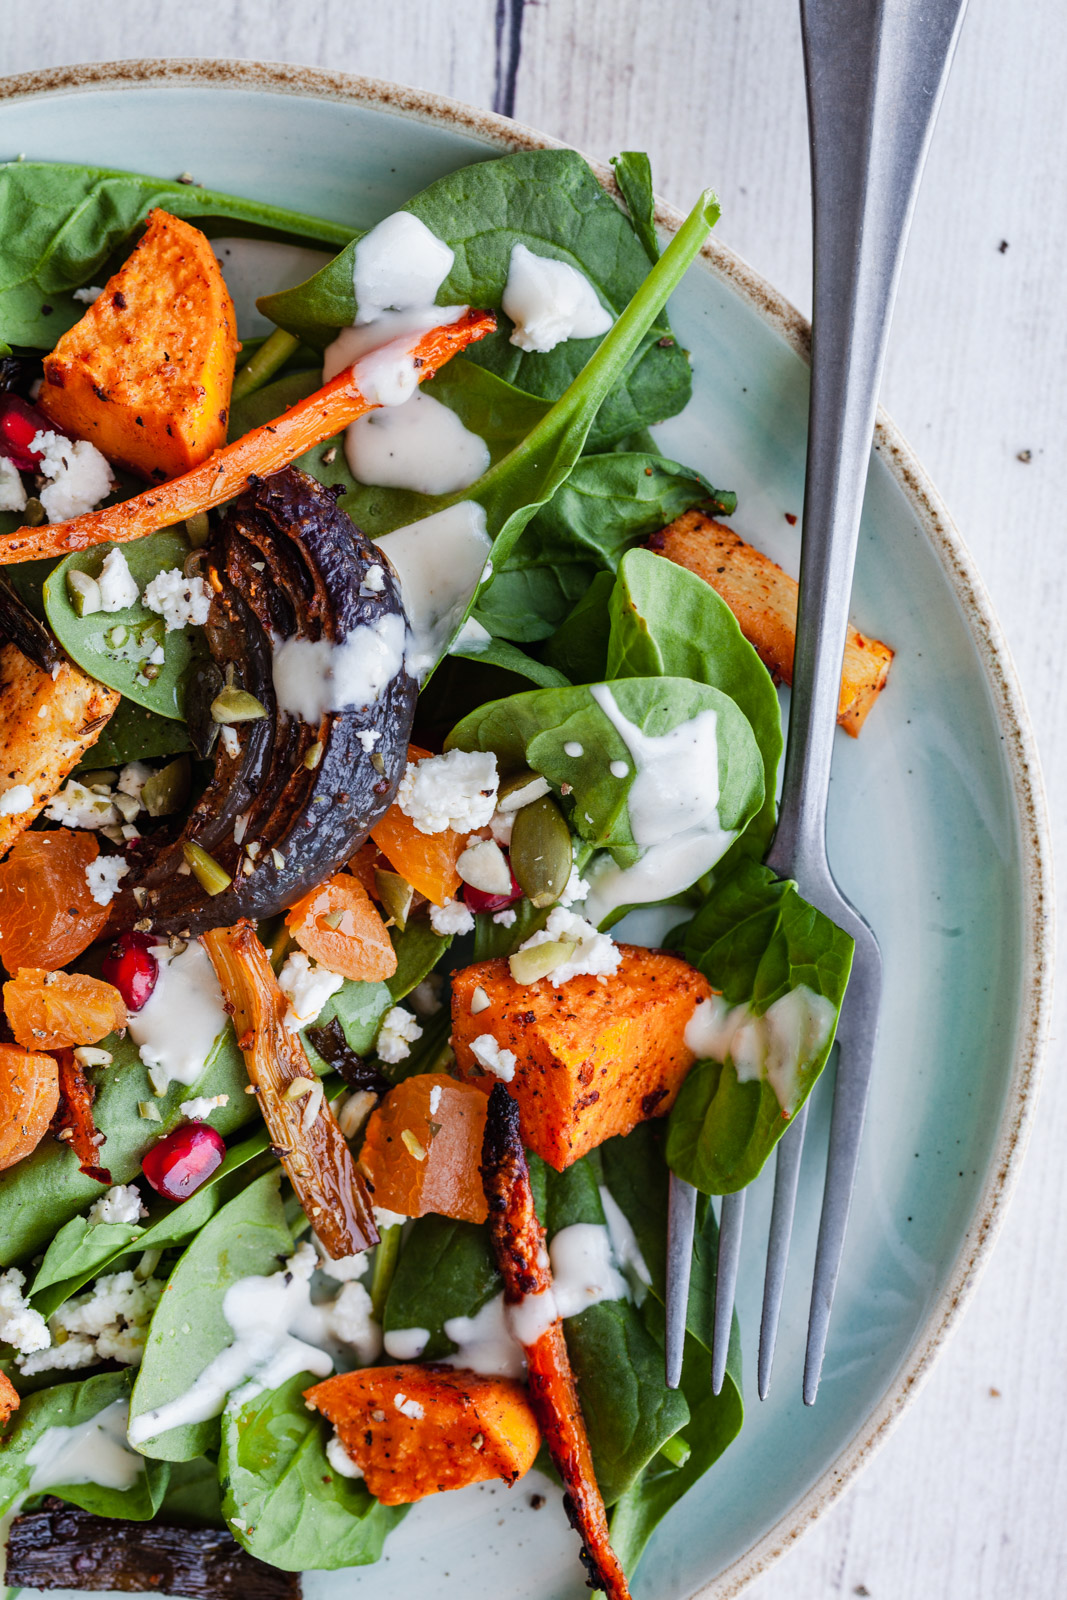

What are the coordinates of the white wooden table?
(8, 3, 1067, 1594)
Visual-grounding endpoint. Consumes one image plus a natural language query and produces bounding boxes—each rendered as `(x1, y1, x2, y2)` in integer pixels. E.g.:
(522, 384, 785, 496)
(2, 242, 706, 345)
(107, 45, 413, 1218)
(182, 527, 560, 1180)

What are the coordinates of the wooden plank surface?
(5, 2, 1066, 1595)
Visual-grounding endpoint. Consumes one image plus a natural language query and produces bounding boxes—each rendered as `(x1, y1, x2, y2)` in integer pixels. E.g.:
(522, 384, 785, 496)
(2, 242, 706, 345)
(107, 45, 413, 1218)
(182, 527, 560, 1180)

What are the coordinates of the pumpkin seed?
(374, 868, 415, 931)
(497, 770, 551, 813)
(138, 1100, 162, 1122)
(66, 569, 101, 617)
(185, 511, 211, 549)
(303, 739, 324, 770)
(509, 794, 572, 908)
(182, 841, 232, 896)
(105, 624, 127, 648)
(210, 686, 268, 724)
(23, 497, 45, 527)
(143, 756, 191, 818)
(508, 938, 578, 985)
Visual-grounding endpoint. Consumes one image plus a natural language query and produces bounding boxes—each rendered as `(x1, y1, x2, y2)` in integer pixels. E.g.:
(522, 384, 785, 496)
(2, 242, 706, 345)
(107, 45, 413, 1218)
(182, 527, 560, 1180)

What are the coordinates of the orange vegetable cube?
(0, 1041, 59, 1172)
(4, 968, 127, 1052)
(451, 947, 712, 1170)
(360, 1072, 489, 1224)
(286, 874, 397, 983)
(0, 829, 111, 973)
(370, 745, 465, 907)
(305, 1364, 540, 1504)
(0, 1370, 18, 1427)
(39, 208, 239, 482)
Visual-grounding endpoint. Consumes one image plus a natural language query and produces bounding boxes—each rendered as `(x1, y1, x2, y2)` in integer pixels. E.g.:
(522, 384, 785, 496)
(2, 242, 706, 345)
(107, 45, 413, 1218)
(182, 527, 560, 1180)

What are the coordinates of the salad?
(0, 145, 890, 1598)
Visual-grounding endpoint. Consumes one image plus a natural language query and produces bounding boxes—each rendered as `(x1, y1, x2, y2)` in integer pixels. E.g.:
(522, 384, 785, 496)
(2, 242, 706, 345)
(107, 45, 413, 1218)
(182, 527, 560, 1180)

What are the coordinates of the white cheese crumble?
(516, 907, 621, 986)
(356, 728, 380, 752)
(0, 783, 33, 817)
(45, 778, 118, 829)
(0, 1267, 50, 1354)
(396, 747, 498, 835)
(17, 1271, 163, 1375)
(219, 723, 240, 758)
(88, 1184, 147, 1227)
(373, 1206, 410, 1231)
(394, 1391, 425, 1421)
(180, 1093, 230, 1121)
(30, 430, 115, 522)
(97, 548, 139, 612)
(141, 567, 213, 631)
(85, 854, 129, 906)
(278, 951, 344, 1033)
(428, 1084, 443, 1117)
(429, 897, 475, 936)
(492, 908, 518, 927)
(501, 243, 614, 354)
(360, 563, 386, 594)
(558, 861, 590, 907)
(409, 973, 444, 1016)
(456, 837, 512, 895)
(0, 455, 27, 514)
(73, 285, 103, 303)
(375, 1005, 423, 1064)
(118, 762, 151, 801)
(326, 1432, 364, 1478)
(470, 1033, 517, 1082)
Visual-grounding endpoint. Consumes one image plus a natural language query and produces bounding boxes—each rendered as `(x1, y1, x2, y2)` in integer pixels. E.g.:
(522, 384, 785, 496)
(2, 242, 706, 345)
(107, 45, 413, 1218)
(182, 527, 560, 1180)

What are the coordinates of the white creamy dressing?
(583, 685, 736, 925)
(598, 1187, 652, 1293)
(501, 242, 614, 353)
(382, 1325, 431, 1360)
(127, 941, 230, 1092)
(549, 1224, 629, 1319)
(374, 502, 492, 680)
(442, 1294, 525, 1380)
(685, 985, 838, 1115)
(210, 239, 332, 338)
(343, 389, 489, 495)
(271, 611, 407, 723)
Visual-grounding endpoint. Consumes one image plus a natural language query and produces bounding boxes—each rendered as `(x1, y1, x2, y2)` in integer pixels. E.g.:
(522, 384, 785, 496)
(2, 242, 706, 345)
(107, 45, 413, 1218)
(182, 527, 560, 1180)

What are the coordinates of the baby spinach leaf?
(0, 160, 353, 350)
(450, 635, 570, 688)
(157, 1454, 226, 1527)
(540, 570, 615, 683)
(259, 149, 690, 448)
(0, 1025, 254, 1268)
(665, 861, 855, 1192)
(30, 1216, 145, 1299)
(44, 529, 207, 719)
(383, 1216, 500, 1361)
(448, 675, 764, 865)
(607, 549, 782, 858)
(219, 1372, 406, 1569)
(385, 920, 452, 1005)
(610, 153, 660, 266)
(301, 978, 393, 1074)
(80, 699, 193, 769)
(129, 1170, 291, 1463)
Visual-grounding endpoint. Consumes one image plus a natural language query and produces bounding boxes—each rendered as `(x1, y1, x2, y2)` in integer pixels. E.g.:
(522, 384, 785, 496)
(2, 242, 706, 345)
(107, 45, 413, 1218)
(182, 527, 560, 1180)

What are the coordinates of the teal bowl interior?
(0, 63, 1050, 1600)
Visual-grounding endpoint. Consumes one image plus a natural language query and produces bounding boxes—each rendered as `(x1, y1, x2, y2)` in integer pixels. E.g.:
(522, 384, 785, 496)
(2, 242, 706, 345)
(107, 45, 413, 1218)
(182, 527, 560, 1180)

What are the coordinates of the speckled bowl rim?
(0, 56, 1053, 1600)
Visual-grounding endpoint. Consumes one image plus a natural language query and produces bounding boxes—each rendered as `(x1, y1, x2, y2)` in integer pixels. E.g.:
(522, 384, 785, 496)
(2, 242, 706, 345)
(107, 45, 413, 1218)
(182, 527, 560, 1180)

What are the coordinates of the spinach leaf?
(450, 635, 570, 688)
(78, 698, 193, 769)
(385, 919, 453, 1004)
(44, 530, 207, 719)
(448, 676, 764, 864)
(129, 1170, 291, 1462)
(383, 1216, 500, 1361)
(540, 570, 615, 683)
(0, 1026, 254, 1268)
(0, 1371, 167, 1523)
(665, 861, 854, 1192)
(607, 548, 782, 857)
(300, 978, 393, 1074)
(219, 1373, 405, 1569)
(259, 149, 691, 449)
(30, 1216, 145, 1299)
(610, 153, 660, 266)
(0, 160, 353, 351)
(157, 1455, 226, 1527)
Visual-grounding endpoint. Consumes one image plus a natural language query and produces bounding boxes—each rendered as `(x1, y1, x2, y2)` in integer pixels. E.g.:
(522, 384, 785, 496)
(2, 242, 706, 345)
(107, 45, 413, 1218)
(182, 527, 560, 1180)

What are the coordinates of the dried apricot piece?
(4, 968, 127, 1052)
(0, 1041, 59, 1172)
(0, 829, 111, 973)
(286, 875, 397, 983)
(360, 1072, 489, 1224)
(370, 745, 465, 907)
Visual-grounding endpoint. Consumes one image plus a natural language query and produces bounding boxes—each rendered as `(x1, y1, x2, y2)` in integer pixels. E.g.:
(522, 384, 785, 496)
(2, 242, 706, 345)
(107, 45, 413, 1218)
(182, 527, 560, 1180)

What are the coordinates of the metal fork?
(665, 0, 968, 1404)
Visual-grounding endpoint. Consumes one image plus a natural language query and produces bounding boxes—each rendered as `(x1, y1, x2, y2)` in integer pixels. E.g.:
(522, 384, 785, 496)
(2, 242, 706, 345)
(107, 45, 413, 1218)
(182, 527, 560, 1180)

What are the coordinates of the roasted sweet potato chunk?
(359, 1073, 489, 1224)
(0, 1369, 18, 1426)
(305, 1363, 540, 1505)
(370, 746, 465, 906)
(0, 1040, 59, 1172)
(3, 968, 127, 1052)
(452, 947, 712, 1169)
(39, 209, 239, 482)
(649, 510, 894, 735)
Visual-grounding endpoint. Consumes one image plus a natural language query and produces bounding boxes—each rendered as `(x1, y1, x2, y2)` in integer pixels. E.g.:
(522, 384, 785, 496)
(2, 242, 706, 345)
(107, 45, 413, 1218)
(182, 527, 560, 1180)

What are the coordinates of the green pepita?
(142, 756, 191, 818)
(509, 793, 573, 908)
(303, 740, 324, 770)
(497, 769, 552, 813)
(185, 511, 211, 549)
(23, 497, 45, 527)
(105, 624, 127, 648)
(66, 568, 101, 617)
(374, 868, 415, 931)
(508, 938, 578, 985)
(210, 686, 268, 724)
(183, 841, 232, 896)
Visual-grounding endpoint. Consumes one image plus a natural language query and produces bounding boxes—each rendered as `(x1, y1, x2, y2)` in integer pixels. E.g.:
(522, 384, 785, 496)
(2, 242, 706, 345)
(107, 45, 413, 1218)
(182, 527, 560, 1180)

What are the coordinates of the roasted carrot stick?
(481, 1083, 632, 1600)
(55, 1047, 110, 1185)
(649, 509, 894, 736)
(0, 309, 496, 566)
(201, 920, 379, 1258)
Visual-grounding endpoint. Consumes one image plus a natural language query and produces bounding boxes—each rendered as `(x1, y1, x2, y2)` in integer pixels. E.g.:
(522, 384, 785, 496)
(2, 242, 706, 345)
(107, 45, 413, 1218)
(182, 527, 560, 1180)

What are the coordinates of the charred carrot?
(0, 309, 496, 566)
(481, 1083, 632, 1600)
(55, 1048, 110, 1185)
(201, 920, 378, 1257)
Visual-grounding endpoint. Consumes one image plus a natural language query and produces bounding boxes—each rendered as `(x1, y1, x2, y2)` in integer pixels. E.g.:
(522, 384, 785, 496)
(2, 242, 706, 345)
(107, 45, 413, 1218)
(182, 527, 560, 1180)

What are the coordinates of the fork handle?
(765, 0, 967, 888)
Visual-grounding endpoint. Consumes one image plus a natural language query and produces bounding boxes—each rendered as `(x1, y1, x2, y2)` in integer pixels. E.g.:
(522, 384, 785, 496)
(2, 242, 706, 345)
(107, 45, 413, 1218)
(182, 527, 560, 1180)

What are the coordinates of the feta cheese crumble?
(278, 951, 344, 1032)
(88, 1184, 147, 1227)
(0, 1268, 50, 1354)
(428, 897, 475, 936)
(356, 728, 381, 752)
(97, 548, 139, 612)
(326, 1432, 364, 1478)
(118, 762, 151, 801)
(360, 563, 386, 594)
(515, 907, 621, 986)
(470, 1033, 517, 1082)
(0, 455, 27, 514)
(375, 1005, 422, 1064)
(394, 1391, 425, 1421)
(396, 747, 498, 835)
(73, 285, 103, 303)
(492, 908, 518, 927)
(373, 1206, 410, 1232)
(0, 784, 33, 817)
(30, 430, 114, 522)
(17, 1270, 163, 1375)
(142, 567, 213, 631)
(45, 778, 119, 829)
(180, 1093, 230, 1121)
(409, 973, 444, 1016)
(85, 854, 129, 906)
(558, 861, 590, 907)
(219, 723, 240, 758)
(501, 243, 614, 354)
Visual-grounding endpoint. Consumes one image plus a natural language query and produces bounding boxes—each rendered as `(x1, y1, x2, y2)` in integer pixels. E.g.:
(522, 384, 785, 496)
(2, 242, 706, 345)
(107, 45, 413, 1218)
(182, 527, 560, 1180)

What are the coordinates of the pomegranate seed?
(0, 395, 56, 471)
(142, 1122, 225, 1202)
(102, 931, 159, 1013)
(462, 866, 523, 916)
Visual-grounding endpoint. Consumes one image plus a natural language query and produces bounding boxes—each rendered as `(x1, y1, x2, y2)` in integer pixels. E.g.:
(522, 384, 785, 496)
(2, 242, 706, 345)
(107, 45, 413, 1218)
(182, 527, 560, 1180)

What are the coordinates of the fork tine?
(711, 1190, 745, 1394)
(665, 1173, 698, 1388)
(757, 1100, 810, 1400)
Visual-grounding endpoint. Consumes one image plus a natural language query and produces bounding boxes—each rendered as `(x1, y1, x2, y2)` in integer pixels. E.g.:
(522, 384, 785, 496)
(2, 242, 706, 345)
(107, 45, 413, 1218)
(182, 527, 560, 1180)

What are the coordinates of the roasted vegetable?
(452, 947, 712, 1169)
(0, 1039, 58, 1173)
(649, 510, 894, 735)
(286, 875, 397, 983)
(359, 1073, 489, 1224)
(0, 643, 119, 859)
(3, 968, 127, 1053)
(0, 1367, 17, 1425)
(0, 309, 495, 564)
(39, 209, 240, 482)
(0, 578, 61, 673)
(302, 1014, 387, 1094)
(112, 467, 417, 936)
(0, 829, 111, 971)
(201, 919, 378, 1257)
(4, 1499, 300, 1599)
(304, 1363, 540, 1505)
(480, 1083, 631, 1600)
(54, 1045, 110, 1184)
(369, 746, 465, 906)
